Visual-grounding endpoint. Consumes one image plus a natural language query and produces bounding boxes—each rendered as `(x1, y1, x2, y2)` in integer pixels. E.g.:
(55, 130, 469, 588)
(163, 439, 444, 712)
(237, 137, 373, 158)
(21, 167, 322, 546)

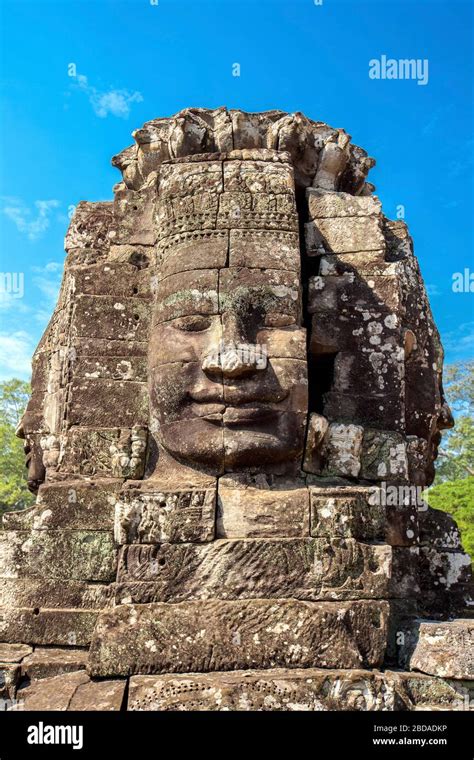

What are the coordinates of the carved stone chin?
(3, 108, 470, 711)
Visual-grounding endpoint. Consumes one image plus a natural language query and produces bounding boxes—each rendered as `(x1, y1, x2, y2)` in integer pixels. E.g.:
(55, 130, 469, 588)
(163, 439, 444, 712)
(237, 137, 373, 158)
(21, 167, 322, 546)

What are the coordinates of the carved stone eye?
(173, 315, 212, 332)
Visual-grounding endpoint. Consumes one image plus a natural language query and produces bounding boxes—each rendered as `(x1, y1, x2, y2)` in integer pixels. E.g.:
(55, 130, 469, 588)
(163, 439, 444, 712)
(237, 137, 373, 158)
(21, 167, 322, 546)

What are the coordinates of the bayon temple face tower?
(1, 107, 472, 711)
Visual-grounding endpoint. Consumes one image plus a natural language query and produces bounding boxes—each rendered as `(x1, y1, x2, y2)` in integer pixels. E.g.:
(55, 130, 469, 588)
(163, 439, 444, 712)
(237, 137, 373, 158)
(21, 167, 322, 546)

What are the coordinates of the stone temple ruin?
(1, 107, 472, 711)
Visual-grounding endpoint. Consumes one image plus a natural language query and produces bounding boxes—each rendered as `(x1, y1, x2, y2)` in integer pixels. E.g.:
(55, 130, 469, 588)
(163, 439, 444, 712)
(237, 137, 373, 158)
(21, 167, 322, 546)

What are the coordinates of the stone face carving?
(1, 108, 472, 711)
(149, 152, 307, 476)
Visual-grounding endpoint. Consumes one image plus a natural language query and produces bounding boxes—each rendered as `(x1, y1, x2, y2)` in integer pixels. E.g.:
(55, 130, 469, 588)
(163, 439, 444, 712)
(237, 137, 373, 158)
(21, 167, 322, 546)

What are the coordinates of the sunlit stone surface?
(2, 108, 471, 710)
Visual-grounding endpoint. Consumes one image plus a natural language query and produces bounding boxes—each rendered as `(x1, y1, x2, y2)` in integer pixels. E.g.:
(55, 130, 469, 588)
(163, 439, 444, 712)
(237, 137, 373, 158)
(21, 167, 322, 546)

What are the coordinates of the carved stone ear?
(404, 329, 417, 358)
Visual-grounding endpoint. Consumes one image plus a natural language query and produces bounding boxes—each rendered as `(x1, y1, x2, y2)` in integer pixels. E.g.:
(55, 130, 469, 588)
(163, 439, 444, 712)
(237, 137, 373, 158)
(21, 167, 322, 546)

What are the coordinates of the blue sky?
(0, 0, 472, 381)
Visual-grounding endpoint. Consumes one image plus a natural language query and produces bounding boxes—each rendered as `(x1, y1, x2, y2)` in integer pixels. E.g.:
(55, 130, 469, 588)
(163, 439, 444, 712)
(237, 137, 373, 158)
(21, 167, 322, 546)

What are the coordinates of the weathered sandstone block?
(310, 487, 384, 540)
(88, 599, 389, 677)
(128, 668, 395, 711)
(21, 648, 88, 680)
(57, 427, 147, 479)
(0, 578, 113, 610)
(305, 217, 384, 255)
(216, 484, 309, 538)
(307, 188, 381, 218)
(0, 608, 99, 647)
(0, 530, 116, 582)
(401, 619, 474, 680)
(17, 670, 126, 711)
(127, 668, 472, 712)
(114, 487, 216, 544)
(2, 480, 121, 532)
(114, 537, 398, 604)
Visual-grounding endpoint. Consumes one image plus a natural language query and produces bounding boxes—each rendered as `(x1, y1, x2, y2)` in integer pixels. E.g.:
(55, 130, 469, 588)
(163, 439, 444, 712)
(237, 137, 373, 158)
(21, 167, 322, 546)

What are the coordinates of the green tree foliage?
(436, 361, 474, 482)
(0, 379, 35, 515)
(426, 477, 474, 558)
(431, 361, 474, 560)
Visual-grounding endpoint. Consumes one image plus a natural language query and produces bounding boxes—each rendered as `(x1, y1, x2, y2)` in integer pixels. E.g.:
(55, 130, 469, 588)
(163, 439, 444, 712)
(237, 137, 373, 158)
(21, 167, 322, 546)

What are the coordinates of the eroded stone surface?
(114, 537, 396, 604)
(0, 529, 116, 582)
(402, 620, 474, 680)
(0, 663, 21, 700)
(1, 107, 469, 710)
(17, 671, 126, 711)
(88, 599, 389, 677)
(127, 667, 472, 711)
(114, 486, 216, 544)
(128, 668, 394, 711)
(0, 608, 100, 647)
(310, 487, 384, 540)
(0, 643, 32, 663)
(21, 647, 88, 680)
(217, 484, 309, 538)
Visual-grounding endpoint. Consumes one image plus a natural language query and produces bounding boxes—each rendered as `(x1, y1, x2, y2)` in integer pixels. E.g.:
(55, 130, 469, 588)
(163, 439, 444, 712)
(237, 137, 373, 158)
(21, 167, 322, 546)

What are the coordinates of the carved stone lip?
(200, 406, 280, 427)
(191, 402, 226, 418)
(190, 398, 281, 425)
(224, 406, 278, 423)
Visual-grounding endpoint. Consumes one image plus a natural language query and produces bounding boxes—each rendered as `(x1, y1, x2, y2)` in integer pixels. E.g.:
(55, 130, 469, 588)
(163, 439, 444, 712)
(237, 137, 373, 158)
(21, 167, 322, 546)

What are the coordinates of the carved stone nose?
(438, 401, 454, 431)
(202, 342, 267, 378)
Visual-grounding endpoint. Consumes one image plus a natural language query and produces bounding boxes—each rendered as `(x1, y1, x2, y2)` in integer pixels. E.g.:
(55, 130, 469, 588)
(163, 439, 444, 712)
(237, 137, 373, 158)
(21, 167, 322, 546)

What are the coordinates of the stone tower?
(1, 108, 472, 711)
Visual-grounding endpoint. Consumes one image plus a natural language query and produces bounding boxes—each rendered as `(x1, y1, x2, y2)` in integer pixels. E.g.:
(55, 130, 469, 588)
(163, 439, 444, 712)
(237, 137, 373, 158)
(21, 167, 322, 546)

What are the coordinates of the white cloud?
(74, 73, 143, 119)
(0, 331, 34, 380)
(0, 271, 27, 313)
(421, 105, 454, 137)
(0, 291, 29, 314)
(447, 139, 474, 179)
(426, 283, 441, 297)
(2, 197, 60, 240)
(42, 262, 62, 271)
(32, 262, 63, 308)
(443, 321, 474, 360)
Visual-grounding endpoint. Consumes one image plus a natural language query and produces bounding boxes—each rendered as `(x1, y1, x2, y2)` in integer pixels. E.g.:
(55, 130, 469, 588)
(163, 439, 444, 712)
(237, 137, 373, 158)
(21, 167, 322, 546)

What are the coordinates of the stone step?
(0, 643, 34, 700)
(21, 647, 88, 680)
(0, 643, 32, 663)
(88, 599, 389, 677)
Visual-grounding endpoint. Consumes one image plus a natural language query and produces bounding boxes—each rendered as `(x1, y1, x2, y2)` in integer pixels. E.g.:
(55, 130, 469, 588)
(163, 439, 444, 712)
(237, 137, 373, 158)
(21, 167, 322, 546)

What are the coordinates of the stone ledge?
(21, 647, 88, 681)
